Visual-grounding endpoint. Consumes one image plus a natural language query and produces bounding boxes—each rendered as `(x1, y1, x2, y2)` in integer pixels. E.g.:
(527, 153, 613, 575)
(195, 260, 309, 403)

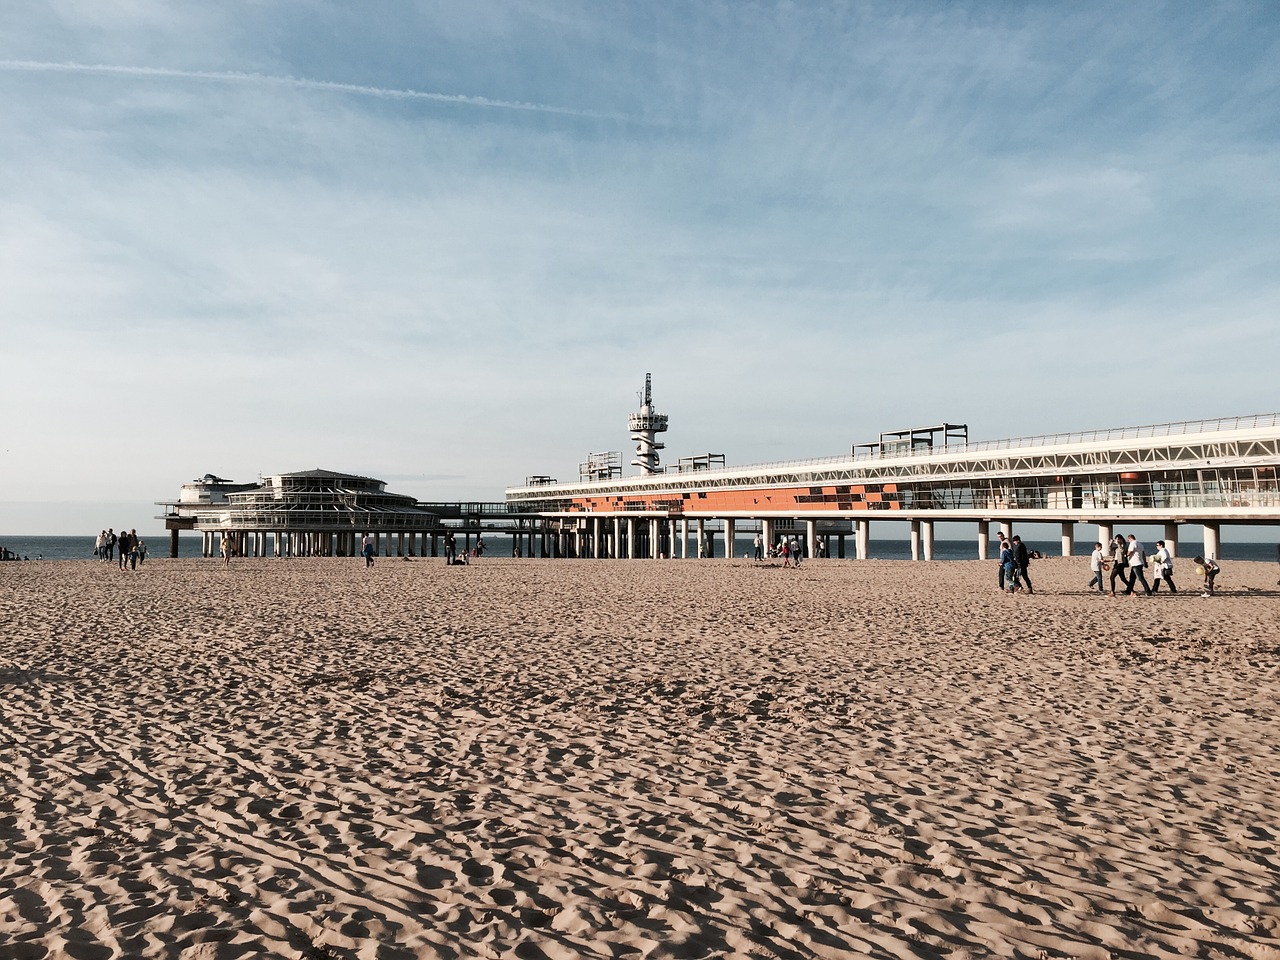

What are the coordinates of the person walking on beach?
(117, 528, 132, 571)
(444, 531, 456, 565)
(1124, 534, 1152, 596)
(220, 533, 233, 566)
(1012, 535, 1033, 595)
(753, 533, 763, 561)
(1150, 540, 1176, 593)
(361, 534, 375, 567)
(105, 528, 116, 563)
(127, 529, 140, 570)
(790, 536, 802, 567)
(94, 530, 105, 559)
(995, 531, 1009, 591)
(136, 539, 147, 565)
(1000, 539, 1021, 593)
(1087, 541, 1107, 594)
(780, 539, 792, 568)
(1108, 535, 1131, 596)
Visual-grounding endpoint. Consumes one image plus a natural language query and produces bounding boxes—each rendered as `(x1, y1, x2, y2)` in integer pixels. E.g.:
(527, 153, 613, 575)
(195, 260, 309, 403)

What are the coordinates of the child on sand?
(1193, 556, 1220, 596)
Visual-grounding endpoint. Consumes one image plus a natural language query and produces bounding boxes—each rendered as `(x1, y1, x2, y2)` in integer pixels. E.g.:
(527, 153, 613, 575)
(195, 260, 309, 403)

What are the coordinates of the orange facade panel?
(568, 483, 901, 514)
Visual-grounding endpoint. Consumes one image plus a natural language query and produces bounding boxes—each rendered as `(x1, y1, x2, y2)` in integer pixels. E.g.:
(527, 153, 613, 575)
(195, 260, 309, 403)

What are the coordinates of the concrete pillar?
(705, 529, 715, 559)
(856, 518, 870, 560)
(838, 534, 846, 559)
(761, 518, 773, 555)
(1098, 522, 1113, 548)
(648, 518, 657, 559)
(612, 517, 621, 559)
(626, 518, 636, 559)
(910, 520, 921, 561)
(1203, 522, 1221, 560)
(922, 520, 935, 561)
(1164, 522, 1179, 559)
(725, 519, 737, 560)
(681, 518, 689, 559)
(999, 521, 1013, 542)
(1060, 522, 1074, 558)
(696, 518, 706, 558)
(977, 521, 990, 560)
(805, 519, 817, 559)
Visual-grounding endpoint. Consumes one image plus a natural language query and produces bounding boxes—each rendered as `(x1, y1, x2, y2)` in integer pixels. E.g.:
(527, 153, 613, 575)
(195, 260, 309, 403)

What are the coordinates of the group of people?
(997, 533, 1037, 593)
(752, 533, 818, 567)
(997, 530, 1223, 597)
(94, 528, 146, 569)
(1087, 535, 1220, 597)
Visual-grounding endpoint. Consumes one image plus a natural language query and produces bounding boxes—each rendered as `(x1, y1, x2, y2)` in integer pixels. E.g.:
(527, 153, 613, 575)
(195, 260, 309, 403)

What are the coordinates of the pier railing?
(718, 413, 1280, 477)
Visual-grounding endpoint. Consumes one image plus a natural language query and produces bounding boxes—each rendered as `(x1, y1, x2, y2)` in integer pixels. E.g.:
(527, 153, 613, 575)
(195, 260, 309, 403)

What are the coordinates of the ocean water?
(3, 534, 1277, 564)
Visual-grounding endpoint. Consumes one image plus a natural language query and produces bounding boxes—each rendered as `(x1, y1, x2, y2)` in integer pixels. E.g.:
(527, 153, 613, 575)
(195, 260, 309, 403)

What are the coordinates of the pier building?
(157, 469, 439, 558)
(505, 379, 1280, 560)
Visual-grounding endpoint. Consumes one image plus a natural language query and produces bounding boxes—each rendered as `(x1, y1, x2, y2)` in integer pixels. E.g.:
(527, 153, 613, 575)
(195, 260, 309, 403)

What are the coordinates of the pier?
(159, 401, 1280, 561)
(504, 381, 1280, 560)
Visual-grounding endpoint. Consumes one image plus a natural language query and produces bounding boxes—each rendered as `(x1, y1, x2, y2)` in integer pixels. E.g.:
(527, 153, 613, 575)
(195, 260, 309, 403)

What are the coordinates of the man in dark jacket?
(1012, 535, 1033, 595)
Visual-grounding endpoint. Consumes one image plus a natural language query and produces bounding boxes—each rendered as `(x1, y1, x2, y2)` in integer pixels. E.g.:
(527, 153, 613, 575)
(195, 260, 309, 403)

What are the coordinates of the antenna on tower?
(628, 373, 668, 475)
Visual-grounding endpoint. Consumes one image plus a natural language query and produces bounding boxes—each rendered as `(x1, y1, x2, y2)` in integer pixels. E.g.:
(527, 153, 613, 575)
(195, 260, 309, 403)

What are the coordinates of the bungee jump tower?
(628, 373, 668, 475)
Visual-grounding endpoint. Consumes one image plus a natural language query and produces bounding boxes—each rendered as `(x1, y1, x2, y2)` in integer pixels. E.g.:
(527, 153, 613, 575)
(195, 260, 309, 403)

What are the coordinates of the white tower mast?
(628, 373, 668, 475)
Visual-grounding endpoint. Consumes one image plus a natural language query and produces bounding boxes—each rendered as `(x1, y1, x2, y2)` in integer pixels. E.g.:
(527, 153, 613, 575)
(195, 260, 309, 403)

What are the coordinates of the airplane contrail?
(0, 59, 627, 120)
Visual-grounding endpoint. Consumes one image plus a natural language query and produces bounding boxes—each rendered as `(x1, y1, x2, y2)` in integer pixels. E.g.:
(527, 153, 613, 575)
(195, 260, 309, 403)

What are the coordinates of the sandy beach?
(2, 555, 1279, 959)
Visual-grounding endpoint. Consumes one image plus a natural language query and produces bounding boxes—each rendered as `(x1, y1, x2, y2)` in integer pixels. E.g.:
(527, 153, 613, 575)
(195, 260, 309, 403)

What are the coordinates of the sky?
(2, 1, 1279, 536)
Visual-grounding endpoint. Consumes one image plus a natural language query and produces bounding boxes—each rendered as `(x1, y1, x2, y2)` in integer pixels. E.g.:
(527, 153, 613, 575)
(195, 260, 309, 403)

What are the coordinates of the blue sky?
(2, 2, 1279, 535)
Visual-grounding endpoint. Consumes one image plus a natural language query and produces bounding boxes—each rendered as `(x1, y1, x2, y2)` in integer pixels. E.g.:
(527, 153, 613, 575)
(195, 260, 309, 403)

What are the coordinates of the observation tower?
(628, 374, 668, 475)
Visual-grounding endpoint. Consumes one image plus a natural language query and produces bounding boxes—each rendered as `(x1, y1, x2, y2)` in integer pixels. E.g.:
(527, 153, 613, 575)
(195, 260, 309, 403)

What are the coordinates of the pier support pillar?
(613, 518, 621, 559)
(1060, 522, 1074, 558)
(725, 519, 736, 560)
(1203, 522, 1221, 560)
(696, 519, 706, 558)
(681, 518, 689, 559)
(922, 521, 935, 561)
(856, 519, 870, 560)
(626, 518, 636, 559)
(806, 519, 818, 559)
(705, 529, 715, 559)
(977, 521, 990, 560)
(838, 534, 846, 559)
(593, 518, 602, 559)
(999, 521, 1013, 543)
(1164, 523, 1179, 558)
(1098, 523, 1113, 548)
(910, 521, 921, 561)
(762, 519, 774, 555)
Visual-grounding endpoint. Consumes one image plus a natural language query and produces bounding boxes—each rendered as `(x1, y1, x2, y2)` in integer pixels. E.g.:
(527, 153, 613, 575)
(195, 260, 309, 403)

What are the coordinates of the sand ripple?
(2, 556, 1279, 957)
